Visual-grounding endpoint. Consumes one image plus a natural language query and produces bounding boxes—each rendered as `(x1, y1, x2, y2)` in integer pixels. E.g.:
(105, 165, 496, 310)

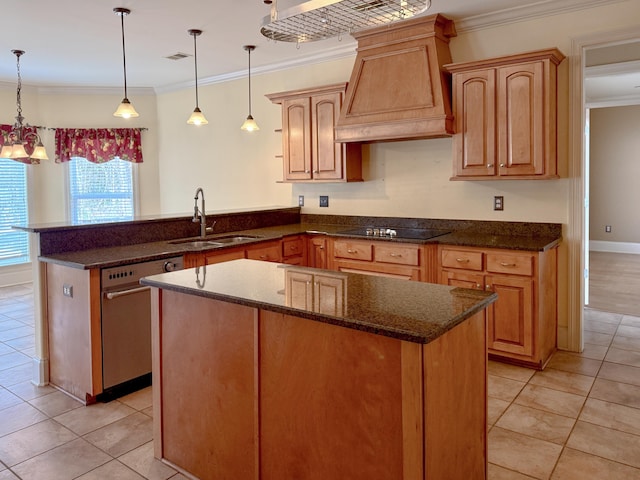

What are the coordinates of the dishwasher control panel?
(101, 256, 184, 289)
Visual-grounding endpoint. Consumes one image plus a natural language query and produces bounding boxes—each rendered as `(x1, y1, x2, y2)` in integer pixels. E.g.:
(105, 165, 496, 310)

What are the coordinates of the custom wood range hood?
(335, 13, 457, 143)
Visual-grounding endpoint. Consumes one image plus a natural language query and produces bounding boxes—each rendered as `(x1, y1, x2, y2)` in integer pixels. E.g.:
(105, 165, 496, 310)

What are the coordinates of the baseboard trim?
(589, 241, 640, 254)
(0, 263, 33, 287)
(32, 357, 49, 387)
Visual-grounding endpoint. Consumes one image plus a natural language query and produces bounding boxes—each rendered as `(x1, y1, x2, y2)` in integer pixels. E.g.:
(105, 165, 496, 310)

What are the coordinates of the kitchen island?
(141, 259, 497, 480)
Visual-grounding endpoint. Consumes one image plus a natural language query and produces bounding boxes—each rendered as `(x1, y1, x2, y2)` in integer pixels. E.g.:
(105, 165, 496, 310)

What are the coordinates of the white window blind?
(68, 157, 135, 224)
(0, 158, 29, 266)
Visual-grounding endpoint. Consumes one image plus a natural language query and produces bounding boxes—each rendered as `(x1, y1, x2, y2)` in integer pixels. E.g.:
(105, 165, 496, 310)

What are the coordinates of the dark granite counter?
(140, 259, 497, 344)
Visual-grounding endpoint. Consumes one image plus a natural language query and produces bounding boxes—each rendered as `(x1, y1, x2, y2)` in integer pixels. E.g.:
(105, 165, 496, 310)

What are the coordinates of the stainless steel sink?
(210, 235, 262, 244)
(169, 234, 263, 248)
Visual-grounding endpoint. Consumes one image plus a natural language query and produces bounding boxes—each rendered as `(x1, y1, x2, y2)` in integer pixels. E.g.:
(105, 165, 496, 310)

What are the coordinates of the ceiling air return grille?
(260, 0, 431, 43)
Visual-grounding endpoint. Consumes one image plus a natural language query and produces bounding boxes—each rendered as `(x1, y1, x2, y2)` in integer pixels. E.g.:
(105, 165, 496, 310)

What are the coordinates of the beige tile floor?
(1, 284, 640, 479)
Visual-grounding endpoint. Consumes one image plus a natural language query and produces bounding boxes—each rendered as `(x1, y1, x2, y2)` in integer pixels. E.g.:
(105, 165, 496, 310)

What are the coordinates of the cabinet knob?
(487, 164, 494, 168)
(500, 163, 505, 168)
(319, 246, 324, 250)
(305, 170, 310, 173)
(476, 283, 481, 289)
(313, 170, 319, 174)
(485, 285, 491, 291)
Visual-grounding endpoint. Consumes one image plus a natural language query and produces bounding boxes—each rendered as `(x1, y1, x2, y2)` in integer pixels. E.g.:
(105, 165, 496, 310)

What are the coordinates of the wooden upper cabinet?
(267, 84, 362, 183)
(446, 48, 565, 180)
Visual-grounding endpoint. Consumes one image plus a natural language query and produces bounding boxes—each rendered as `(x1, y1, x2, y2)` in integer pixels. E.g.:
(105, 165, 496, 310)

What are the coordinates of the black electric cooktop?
(336, 227, 450, 241)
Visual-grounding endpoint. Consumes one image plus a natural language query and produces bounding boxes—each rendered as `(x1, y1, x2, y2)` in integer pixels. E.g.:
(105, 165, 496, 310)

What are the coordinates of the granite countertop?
(140, 259, 497, 344)
(38, 221, 561, 270)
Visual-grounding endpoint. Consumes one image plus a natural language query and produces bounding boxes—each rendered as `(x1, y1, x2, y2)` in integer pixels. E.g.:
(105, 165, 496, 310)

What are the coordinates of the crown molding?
(454, 0, 628, 33)
(34, 86, 156, 96)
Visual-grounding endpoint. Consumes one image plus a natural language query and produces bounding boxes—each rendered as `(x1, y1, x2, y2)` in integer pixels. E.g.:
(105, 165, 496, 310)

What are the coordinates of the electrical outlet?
(298, 195, 304, 207)
(319, 195, 329, 207)
(494, 196, 504, 211)
(63, 284, 73, 298)
(605, 225, 612, 233)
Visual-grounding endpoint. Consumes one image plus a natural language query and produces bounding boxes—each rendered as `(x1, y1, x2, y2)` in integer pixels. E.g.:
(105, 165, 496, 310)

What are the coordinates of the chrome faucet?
(192, 187, 214, 238)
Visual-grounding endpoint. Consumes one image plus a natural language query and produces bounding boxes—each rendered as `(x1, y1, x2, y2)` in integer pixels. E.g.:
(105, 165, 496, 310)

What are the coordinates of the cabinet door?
(486, 274, 534, 357)
(452, 69, 496, 177)
(282, 97, 312, 181)
(497, 61, 544, 176)
(314, 274, 345, 316)
(308, 236, 327, 269)
(311, 91, 343, 180)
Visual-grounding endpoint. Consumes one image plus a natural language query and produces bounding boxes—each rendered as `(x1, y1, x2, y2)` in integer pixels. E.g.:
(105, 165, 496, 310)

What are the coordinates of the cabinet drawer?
(441, 249, 483, 271)
(333, 240, 373, 261)
(283, 237, 304, 257)
(374, 244, 420, 266)
(246, 244, 282, 263)
(486, 252, 534, 276)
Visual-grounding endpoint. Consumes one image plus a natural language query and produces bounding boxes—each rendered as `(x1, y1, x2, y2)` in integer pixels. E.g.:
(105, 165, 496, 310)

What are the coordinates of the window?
(68, 157, 136, 224)
(0, 158, 29, 266)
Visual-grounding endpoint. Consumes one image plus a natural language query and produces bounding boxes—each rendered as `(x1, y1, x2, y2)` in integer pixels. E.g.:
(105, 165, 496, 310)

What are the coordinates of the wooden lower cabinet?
(440, 245, 557, 368)
(45, 263, 102, 403)
(152, 289, 488, 479)
(307, 235, 327, 269)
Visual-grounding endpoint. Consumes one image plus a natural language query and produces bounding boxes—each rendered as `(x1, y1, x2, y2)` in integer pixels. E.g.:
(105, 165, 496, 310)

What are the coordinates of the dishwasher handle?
(104, 286, 151, 300)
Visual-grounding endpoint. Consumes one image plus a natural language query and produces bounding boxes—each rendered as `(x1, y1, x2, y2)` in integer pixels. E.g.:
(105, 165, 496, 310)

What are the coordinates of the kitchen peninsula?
(141, 259, 497, 480)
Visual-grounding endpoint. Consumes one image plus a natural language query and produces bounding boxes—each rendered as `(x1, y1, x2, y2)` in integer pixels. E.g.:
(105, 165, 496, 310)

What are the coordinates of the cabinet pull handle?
(500, 262, 517, 267)
(455, 258, 470, 263)
(347, 249, 357, 254)
(389, 253, 402, 257)
(260, 255, 267, 259)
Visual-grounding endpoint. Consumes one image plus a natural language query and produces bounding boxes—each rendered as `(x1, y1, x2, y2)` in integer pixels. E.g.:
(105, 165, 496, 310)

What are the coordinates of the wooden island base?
(151, 289, 488, 480)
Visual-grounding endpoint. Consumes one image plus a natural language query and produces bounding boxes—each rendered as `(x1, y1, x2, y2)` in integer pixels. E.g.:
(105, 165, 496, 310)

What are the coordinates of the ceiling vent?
(165, 52, 191, 61)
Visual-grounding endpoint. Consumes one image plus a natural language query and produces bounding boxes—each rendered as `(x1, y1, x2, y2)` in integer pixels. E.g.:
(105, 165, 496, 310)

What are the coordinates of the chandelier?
(0, 50, 49, 163)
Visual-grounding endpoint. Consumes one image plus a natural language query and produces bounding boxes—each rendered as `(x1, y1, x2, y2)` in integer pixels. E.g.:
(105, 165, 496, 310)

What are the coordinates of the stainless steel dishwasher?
(100, 256, 183, 400)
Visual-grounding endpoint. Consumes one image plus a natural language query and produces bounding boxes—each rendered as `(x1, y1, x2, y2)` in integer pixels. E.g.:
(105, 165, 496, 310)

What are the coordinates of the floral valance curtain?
(0, 124, 39, 165)
(55, 128, 143, 164)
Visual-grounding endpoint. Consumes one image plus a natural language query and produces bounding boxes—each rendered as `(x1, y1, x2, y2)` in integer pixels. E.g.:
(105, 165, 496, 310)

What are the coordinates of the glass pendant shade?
(30, 141, 49, 161)
(241, 115, 259, 132)
(0, 142, 13, 158)
(187, 107, 208, 125)
(114, 98, 139, 118)
(9, 143, 29, 159)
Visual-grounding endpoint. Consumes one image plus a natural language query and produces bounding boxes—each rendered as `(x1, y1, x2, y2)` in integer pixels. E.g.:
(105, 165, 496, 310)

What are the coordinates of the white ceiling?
(1, 0, 638, 102)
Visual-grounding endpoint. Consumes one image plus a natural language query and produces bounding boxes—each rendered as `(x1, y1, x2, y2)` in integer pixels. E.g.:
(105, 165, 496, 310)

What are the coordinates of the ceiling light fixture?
(113, 7, 139, 118)
(187, 29, 208, 125)
(261, 0, 431, 43)
(240, 45, 259, 132)
(0, 50, 49, 163)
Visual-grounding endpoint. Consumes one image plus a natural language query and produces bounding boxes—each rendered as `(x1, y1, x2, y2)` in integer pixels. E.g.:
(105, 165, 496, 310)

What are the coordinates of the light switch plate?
(63, 284, 73, 298)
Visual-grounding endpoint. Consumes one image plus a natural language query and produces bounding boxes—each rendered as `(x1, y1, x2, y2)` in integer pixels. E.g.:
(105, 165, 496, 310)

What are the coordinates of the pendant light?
(0, 50, 49, 163)
(113, 7, 139, 118)
(240, 45, 259, 132)
(187, 29, 208, 125)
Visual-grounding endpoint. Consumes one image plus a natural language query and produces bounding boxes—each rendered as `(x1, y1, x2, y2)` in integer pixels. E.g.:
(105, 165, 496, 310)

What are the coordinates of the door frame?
(567, 26, 640, 352)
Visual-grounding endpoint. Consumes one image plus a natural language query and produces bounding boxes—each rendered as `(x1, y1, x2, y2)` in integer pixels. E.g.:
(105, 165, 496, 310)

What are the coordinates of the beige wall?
(589, 105, 640, 243)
